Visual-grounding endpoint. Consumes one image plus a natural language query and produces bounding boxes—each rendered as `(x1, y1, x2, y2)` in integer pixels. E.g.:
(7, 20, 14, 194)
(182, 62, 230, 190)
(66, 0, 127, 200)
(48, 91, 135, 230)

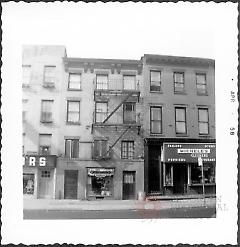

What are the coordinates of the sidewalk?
(24, 197, 216, 211)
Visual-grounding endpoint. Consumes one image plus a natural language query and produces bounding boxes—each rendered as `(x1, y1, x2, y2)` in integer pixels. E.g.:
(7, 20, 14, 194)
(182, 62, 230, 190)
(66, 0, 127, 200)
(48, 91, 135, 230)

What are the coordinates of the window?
(150, 106, 162, 134)
(96, 74, 108, 90)
(22, 133, 25, 155)
(68, 73, 81, 90)
(41, 170, 51, 178)
(23, 173, 34, 195)
(93, 140, 108, 158)
(121, 141, 134, 159)
(67, 101, 80, 123)
(174, 72, 184, 93)
(41, 100, 53, 123)
(95, 102, 108, 123)
(65, 139, 79, 158)
(22, 65, 31, 86)
(198, 108, 209, 135)
(191, 164, 215, 184)
(123, 103, 136, 123)
(196, 73, 207, 94)
(175, 107, 187, 134)
(44, 66, 56, 85)
(22, 99, 28, 122)
(39, 134, 52, 155)
(150, 71, 161, 92)
(123, 75, 136, 90)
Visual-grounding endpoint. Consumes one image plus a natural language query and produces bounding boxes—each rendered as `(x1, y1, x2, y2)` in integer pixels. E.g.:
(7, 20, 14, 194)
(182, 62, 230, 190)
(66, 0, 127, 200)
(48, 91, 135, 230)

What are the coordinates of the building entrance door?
(64, 170, 78, 199)
(173, 165, 187, 194)
(39, 170, 54, 199)
(122, 171, 136, 200)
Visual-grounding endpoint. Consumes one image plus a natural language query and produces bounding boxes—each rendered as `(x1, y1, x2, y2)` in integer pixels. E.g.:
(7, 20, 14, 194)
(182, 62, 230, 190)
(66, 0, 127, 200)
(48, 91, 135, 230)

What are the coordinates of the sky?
(2, 2, 221, 60)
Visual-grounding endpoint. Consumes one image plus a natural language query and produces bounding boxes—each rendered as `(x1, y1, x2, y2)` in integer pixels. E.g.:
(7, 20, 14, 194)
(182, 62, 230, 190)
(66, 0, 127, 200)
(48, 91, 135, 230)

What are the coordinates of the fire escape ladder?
(102, 92, 134, 124)
(105, 126, 131, 156)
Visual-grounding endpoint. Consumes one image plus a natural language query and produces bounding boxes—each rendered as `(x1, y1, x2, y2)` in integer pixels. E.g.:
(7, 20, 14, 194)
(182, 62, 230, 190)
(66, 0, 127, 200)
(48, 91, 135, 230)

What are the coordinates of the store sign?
(88, 168, 114, 177)
(163, 143, 215, 163)
(24, 155, 57, 167)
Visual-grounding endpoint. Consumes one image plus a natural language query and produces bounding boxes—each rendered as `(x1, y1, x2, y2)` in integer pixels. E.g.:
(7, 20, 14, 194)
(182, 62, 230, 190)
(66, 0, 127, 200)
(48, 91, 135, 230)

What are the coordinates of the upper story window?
(198, 108, 209, 135)
(67, 100, 80, 124)
(65, 139, 79, 158)
(22, 99, 28, 122)
(95, 102, 108, 123)
(41, 100, 53, 123)
(39, 134, 52, 155)
(93, 139, 108, 158)
(121, 141, 134, 159)
(175, 107, 187, 134)
(123, 75, 136, 90)
(174, 72, 185, 93)
(150, 71, 161, 92)
(96, 74, 108, 90)
(68, 73, 81, 90)
(22, 65, 31, 86)
(150, 106, 162, 134)
(196, 73, 207, 95)
(123, 103, 136, 123)
(44, 66, 56, 86)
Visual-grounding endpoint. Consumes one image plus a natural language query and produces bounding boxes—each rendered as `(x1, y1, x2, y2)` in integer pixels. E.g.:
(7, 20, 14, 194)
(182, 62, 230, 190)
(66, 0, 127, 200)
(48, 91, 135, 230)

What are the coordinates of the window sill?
(197, 92, 208, 96)
(42, 83, 55, 88)
(40, 121, 53, 124)
(66, 121, 81, 125)
(199, 134, 211, 137)
(150, 90, 163, 94)
(67, 88, 82, 91)
(150, 133, 164, 136)
(190, 183, 216, 186)
(175, 133, 188, 137)
(22, 84, 30, 88)
(174, 91, 187, 95)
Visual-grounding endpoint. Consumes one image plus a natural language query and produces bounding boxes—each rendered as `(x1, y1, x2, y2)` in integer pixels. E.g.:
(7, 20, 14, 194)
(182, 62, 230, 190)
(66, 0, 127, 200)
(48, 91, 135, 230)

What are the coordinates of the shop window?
(39, 134, 51, 155)
(22, 65, 31, 86)
(191, 164, 215, 184)
(41, 170, 51, 178)
(150, 106, 162, 134)
(96, 74, 108, 90)
(175, 107, 187, 134)
(121, 141, 134, 159)
(123, 103, 136, 123)
(87, 176, 113, 197)
(23, 173, 34, 194)
(41, 100, 53, 123)
(65, 139, 79, 158)
(164, 164, 173, 186)
(174, 72, 185, 93)
(95, 102, 108, 123)
(198, 108, 209, 135)
(150, 70, 161, 92)
(123, 75, 136, 90)
(68, 73, 81, 90)
(93, 140, 108, 158)
(67, 100, 80, 124)
(196, 73, 207, 95)
(43, 66, 56, 86)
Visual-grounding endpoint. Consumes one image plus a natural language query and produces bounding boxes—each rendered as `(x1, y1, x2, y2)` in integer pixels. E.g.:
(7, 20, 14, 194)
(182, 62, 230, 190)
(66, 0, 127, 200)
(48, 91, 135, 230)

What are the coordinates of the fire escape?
(92, 76, 141, 160)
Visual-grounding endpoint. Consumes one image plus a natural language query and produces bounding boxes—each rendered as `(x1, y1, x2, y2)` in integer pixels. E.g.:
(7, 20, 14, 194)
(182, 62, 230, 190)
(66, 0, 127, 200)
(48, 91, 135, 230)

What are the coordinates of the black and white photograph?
(1, 2, 238, 245)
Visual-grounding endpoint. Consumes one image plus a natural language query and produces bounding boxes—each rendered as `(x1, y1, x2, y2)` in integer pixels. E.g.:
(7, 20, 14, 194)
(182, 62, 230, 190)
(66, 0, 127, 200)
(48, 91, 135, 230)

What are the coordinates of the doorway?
(64, 170, 78, 199)
(39, 170, 54, 199)
(122, 171, 136, 200)
(173, 165, 187, 194)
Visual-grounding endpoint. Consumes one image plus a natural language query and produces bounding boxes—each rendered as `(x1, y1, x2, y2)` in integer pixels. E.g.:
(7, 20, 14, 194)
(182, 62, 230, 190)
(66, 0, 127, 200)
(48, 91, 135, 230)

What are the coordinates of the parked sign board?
(163, 143, 216, 163)
(24, 155, 57, 167)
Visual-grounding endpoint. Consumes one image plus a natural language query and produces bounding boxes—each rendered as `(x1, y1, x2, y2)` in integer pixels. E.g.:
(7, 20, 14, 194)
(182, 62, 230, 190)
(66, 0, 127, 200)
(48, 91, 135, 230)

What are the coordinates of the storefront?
(23, 155, 57, 199)
(162, 143, 216, 195)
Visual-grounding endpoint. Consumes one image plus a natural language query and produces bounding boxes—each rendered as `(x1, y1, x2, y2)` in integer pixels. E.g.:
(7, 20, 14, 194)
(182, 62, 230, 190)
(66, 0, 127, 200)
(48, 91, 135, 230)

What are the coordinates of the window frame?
(196, 73, 207, 95)
(123, 102, 136, 123)
(93, 139, 108, 158)
(41, 100, 54, 123)
(96, 74, 109, 90)
(65, 138, 80, 159)
(66, 100, 81, 124)
(123, 75, 136, 90)
(95, 102, 108, 123)
(175, 107, 187, 134)
(121, 140, 135, 159)
(150, 106, 163, 134)
(68, 73, 81, 91)
(173, 72, 185, 93)
(43, 65, 56, 86)
(22, 65, 31, 86)
(150, 70, 161, 92)
(198, 107, 209, 135)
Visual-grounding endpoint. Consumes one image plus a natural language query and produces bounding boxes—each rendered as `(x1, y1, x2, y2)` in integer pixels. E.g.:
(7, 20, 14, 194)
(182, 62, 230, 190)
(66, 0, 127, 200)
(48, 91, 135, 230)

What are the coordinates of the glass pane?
(199, 123, 209, 134)
(174, 73, 184, 83)
(199, 109, 208, 122)
(197, 84, 207, 94)
(96, 75, 108, 89)
(174, 83, 184, 92)
(96, 103, 107, 112)
(151, 71, 161, 82)
(123, 76, 135, 90)
(176, 108, 185, 121)
(196, 74, 206, 84)
(151, 121, 162, 133)
(68, 101, 80, 111)
(65, 140, 71, 158)
(151, 107, 161, 120)
(69, 74, 81, 89)
(176, 122, 186, 133)
(72, 140, 79, 158)
(68, 112, 79, 122)
(23, 174, 34, 194)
